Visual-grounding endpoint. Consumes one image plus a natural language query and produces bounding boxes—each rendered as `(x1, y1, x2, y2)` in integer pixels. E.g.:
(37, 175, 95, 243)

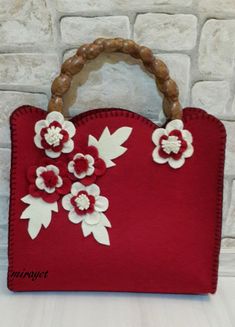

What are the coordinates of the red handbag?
(8, 38, 226, 293)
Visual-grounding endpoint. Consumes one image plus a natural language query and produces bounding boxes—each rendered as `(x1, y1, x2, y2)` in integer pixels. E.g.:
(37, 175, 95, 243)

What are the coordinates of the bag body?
(7, 38, 226, 293)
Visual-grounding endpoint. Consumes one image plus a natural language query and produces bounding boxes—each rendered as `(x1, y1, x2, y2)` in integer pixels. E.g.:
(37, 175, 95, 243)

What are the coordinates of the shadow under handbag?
(8, 37, 226, 293)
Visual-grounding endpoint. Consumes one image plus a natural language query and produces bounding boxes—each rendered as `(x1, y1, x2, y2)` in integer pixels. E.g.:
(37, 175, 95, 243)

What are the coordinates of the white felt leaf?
(20, 195, 58, 239)
(88, 126, 132, 168)
(81, 221, 92, 237)
(100, 213, 112, 228)
(92, 225, 110, 246)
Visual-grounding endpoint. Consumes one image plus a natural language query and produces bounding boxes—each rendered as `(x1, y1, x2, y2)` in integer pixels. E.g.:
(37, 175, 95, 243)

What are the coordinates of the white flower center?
(75, 194, 90, 210)
(162, 135, 181, 154)
(44, 126, 63, 147)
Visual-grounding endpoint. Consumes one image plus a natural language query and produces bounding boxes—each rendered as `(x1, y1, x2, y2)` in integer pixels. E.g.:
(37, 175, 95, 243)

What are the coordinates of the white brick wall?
(0, 0, 235, 272)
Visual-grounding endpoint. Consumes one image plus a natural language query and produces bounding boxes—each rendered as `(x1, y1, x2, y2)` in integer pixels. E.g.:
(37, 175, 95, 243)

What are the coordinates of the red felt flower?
(68, 145, 106, 185)
(27, 159, 71, 203)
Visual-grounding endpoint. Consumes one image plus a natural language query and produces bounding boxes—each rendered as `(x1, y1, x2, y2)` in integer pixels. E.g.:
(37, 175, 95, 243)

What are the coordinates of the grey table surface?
(0, 268, 234, 327)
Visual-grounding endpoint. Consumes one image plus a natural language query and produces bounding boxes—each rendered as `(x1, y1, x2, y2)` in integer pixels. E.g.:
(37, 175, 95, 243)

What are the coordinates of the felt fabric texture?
(8, 106, 226, 293)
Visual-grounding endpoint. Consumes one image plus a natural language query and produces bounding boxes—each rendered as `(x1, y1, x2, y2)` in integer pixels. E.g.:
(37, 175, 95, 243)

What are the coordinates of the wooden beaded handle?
(48, 37, 182, 120)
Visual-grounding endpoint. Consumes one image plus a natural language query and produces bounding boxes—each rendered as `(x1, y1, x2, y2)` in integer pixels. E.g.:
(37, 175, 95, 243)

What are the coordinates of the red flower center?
(71, 191, 95, 215)
(40, 121, 69, 152)
(158, 130, 188, 160)
(74, 157, 89, 174)
(41, 170, 58, 188)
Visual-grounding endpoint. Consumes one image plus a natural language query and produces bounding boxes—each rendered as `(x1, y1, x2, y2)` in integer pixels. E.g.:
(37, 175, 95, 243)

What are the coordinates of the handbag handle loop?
(48, 37, 182, 120)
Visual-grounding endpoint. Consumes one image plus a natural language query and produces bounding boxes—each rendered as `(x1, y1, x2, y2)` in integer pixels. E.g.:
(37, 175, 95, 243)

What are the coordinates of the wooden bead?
(86, 44, 102, 59)
(122, 40, 136, 53)
(103, 39, 119, 52)
(61, 55, 85, 76)
(162, 98, 182, 120)
(171, 101, 182, 119)
(139, 46, 154, 64)
(76, 44, 90, 58)
(48, 96, 63, 113)
(94, 38, 106, 47)
(51, 74, 71, 96)
(152, 59, 169, 80)
(165, 79, 179, 100)
(113, 37, 124, 50)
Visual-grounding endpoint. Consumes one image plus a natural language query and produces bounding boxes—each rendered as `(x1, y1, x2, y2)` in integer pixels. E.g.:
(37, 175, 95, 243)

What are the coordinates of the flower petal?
(74, 153, 84, 160)
(34, 135, 43, 149)
(86, 184, 100, 197)
(183, 143, 194, 158)
(81, 221, 93, 237)
(84, 212, 100, 225)
(62, 139, 74, 153)
(152, 128, 166, 145)
(71, 182, 85, 196)
(46, 165, 59, 175)
(182, 129, 193, 144)
(47, 111, 64, 125)
(168, 157, 185, 169)
(44, 186, 56, 194)
(75, 171, 87, 179)
(35, 120, 47, 134)
(45, 149, 61, 159)
(166, 119, 183, 134)
(68, 209, 83, 224)
(63, 121, 76, 138)
(152, 147, 168, 164)
(68, 161, 75, 173)
(36, 166, 46, 177)
(62, 194, 73, 210)
(86, 166, 95, 176)
(86, 154, 95, 165)
(56, 176, 63, 188)
(94, 196, 109, 212)
(35, 177, 45, 190)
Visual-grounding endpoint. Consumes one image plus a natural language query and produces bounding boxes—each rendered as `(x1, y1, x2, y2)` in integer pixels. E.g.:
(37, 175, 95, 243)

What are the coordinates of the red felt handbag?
(8, 38, 226, 293)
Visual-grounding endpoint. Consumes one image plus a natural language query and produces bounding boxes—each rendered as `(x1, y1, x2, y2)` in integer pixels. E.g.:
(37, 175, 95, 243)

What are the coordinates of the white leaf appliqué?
(81, 214, 112, 246)
(20, 195, 58, 239)
(88, 126, 132, 168)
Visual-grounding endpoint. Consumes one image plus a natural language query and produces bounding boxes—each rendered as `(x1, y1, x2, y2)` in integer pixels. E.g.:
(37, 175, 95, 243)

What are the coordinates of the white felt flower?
(35, 165, 62, 194)
(152, 119, 194, 169)
(68, 153, 95, 179)
(34, 111, 76, 158)
(62, 182, 111, 246)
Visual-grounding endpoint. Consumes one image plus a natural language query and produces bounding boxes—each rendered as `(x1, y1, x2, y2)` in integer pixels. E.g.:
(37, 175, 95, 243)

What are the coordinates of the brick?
(134, 14, 197, 51)
(0, 197, 9, 248)
(0, 54, 59, 86)
(0, 149, 10, 196)
(61, 16, 131, 45)
(56, 0, 193, 13)
(0, 91, 48, 147)
(0, 0, 53, 46)
(199, 20, 235, 78)
(223, 122, 235, 176)
(0, 196, 9, 227)
(198, 0, 235, 16)
(191, 81, 232, 118)
(223, 181, 235, 237)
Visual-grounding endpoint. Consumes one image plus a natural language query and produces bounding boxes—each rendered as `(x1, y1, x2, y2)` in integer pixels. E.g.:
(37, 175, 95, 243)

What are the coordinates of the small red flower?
(27, 159, 71, 203)
(68, 145, 106, 185)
